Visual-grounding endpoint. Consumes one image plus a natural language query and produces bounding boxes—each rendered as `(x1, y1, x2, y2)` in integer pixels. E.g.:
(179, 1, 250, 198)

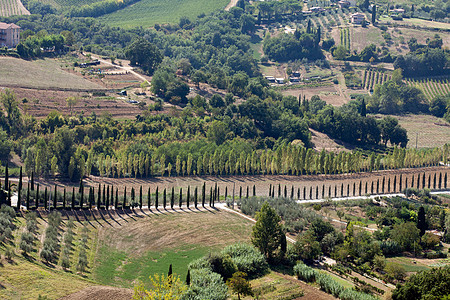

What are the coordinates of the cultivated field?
(0, 0, 29, 17)
(281, 84, 348, 106)
(99, 0, 230, 28)
(40, 0, 102, 10)
(405, 76, 450, 100)
(388, 114, 450, 149)
(0, 57, 103, 90)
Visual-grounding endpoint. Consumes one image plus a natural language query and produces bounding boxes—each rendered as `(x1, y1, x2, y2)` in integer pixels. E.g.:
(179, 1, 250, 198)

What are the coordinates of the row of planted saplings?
(11, 181, 227, 211)
(268, 171, 449, 200)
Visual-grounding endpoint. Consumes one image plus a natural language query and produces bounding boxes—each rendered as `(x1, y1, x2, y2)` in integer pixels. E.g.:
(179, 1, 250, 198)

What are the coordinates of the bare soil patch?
(281, 84, 349, 106)
(310, 129, 353, 152)
(59, 286, 133, 300)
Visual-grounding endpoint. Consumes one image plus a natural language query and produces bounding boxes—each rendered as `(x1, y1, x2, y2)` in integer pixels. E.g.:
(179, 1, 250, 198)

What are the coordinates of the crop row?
(362, 70, 391, 91)
(405, 77, 450, 100)
(0, 0, 23, 17)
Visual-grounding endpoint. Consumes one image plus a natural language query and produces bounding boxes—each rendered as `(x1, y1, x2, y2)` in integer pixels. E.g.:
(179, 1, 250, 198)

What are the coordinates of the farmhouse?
(0, 22, 20, 48)
(350, 12, 366, 24)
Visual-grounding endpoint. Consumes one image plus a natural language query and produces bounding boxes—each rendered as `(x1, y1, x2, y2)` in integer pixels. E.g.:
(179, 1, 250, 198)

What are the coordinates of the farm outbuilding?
(0, 22, 20, 48)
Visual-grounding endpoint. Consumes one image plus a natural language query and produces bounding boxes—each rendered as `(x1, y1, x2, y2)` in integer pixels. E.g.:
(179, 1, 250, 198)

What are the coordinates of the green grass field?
(98, 0, 230, 28)
(93, 210, 253, 289)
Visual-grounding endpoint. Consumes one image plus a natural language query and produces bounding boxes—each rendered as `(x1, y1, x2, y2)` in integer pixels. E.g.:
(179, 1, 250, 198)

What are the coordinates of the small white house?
(351, 12, 366, 24)
(275, 78, 285, 84)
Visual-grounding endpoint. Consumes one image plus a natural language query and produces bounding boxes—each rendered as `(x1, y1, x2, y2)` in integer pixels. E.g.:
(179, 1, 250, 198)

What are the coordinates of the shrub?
(184, 268, 228, 300)
(221, 243, 268, 277)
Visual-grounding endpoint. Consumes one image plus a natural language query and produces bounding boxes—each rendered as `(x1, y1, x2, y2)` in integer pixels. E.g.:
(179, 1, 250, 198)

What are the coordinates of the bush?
(183, 268, 228, 300)
(293, 262, 318, 282)
(221, 243, 268, 277)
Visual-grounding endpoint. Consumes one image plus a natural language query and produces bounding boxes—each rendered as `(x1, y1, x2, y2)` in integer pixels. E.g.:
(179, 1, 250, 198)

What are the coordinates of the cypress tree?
(284, 185, 287, 198)
(278, 184, 281, 197)
(170, 187, 174, 209)
(97, 186, 101, 209)
(71, 187, 75, 209)
(44, 187, 48, 210)
(428, 174, 431, 189)
(202, 183, 206, 206)
(212, 187, 215, 208)
(359, 180, 362, 196)
(347, 184, 350, 197)
(416, 174, 420, 189)
(422, 173, 426, 189)
(148, 187, 151, 209)
(376, 179, 379, 194)
(179, 188, 182, 208)
(168, 264, 173, 279)
(316, 186, 319, 199)
(371, 181, 374, 194)
(186, 269, 191, 285)
(239, 186, 242, 199)
(163, 188, 167, 209)
(399, 174, 403, 192)
(89, 187, 93, 209)
(115, 188, 119, 209)
(411, 175, 415, 188)
(246, 186, 249, 199)
(328, 185, 331, 198)
(106, 185, 110, 209)
(186, 185, 191, 207)
(269, 184, 272, 197)
(31, 171, 34, 191)
(155, 186, 159, 209)
(322, 184, 325, 198)
(417, 206, 427, 236)
(4, 163, 8, 195)
(387, 177, 391, 192)
(102, 185, 106, 208)
(194, 186, 198, 208)
(225, 186, 228, 200)
(217, 187, 220, 204)
(140, 186, 143, 209)
(131, 187, 136, 207)
(63, 188, 66, 209)
(303, 186, 306, 200)
(18, 166, 22, 209)
(97, 184, 101, 208)
(110, 185, 114, 208)
(186, 186, 190, 208)
(433, 173, 437, 189)
(80, 183, 84, 209)
(382, 177, 385, 193)
(35, 184, 39, 209)
(341, 183, 344, 197)
(309, 186, 312, 199)
(393, 175, 397, 192)
(298, 187, 301, 199)
(254, 185, 256, 197)
(26, 182, 30, 210)
(405, 177, 408, 192)
(53, 184, 57, 209)
(334, 185, 337, 198)
(445, 172, 448, 189)
(209, 187, 213, 207)
(123, 187, 127, 209)
(7, 182, 11, 206)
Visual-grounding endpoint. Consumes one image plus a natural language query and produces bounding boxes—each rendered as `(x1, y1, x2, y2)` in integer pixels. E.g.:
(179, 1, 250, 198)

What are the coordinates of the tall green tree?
(251, 202, 284, 260)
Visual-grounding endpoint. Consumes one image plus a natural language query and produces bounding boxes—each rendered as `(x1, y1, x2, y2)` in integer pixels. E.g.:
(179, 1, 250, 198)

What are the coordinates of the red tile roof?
(0, 22, 20, 30)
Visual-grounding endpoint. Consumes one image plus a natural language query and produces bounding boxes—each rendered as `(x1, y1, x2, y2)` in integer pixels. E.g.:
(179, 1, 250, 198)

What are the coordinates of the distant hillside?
(0, 0, 29, 17)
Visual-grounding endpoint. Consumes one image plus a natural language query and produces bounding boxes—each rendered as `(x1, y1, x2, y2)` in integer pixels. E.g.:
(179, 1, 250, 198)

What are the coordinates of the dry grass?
(0, 57, 103, 90)
(281, 85, 348, 106)
(388, 114, 450, 149)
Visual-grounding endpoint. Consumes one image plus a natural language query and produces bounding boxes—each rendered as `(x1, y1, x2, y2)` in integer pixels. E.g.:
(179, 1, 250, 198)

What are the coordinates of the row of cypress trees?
(1, 164, 449, 209)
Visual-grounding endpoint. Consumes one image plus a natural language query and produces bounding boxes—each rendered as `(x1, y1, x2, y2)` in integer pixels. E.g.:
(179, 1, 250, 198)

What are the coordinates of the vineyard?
(362, 70, 391, 92)
(405, 76, 450, 100)
(39, 0, 102, 9)
(340, 27, 351, 50)
(98, 0, 229, 28)
(0, 0, 29, 17)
